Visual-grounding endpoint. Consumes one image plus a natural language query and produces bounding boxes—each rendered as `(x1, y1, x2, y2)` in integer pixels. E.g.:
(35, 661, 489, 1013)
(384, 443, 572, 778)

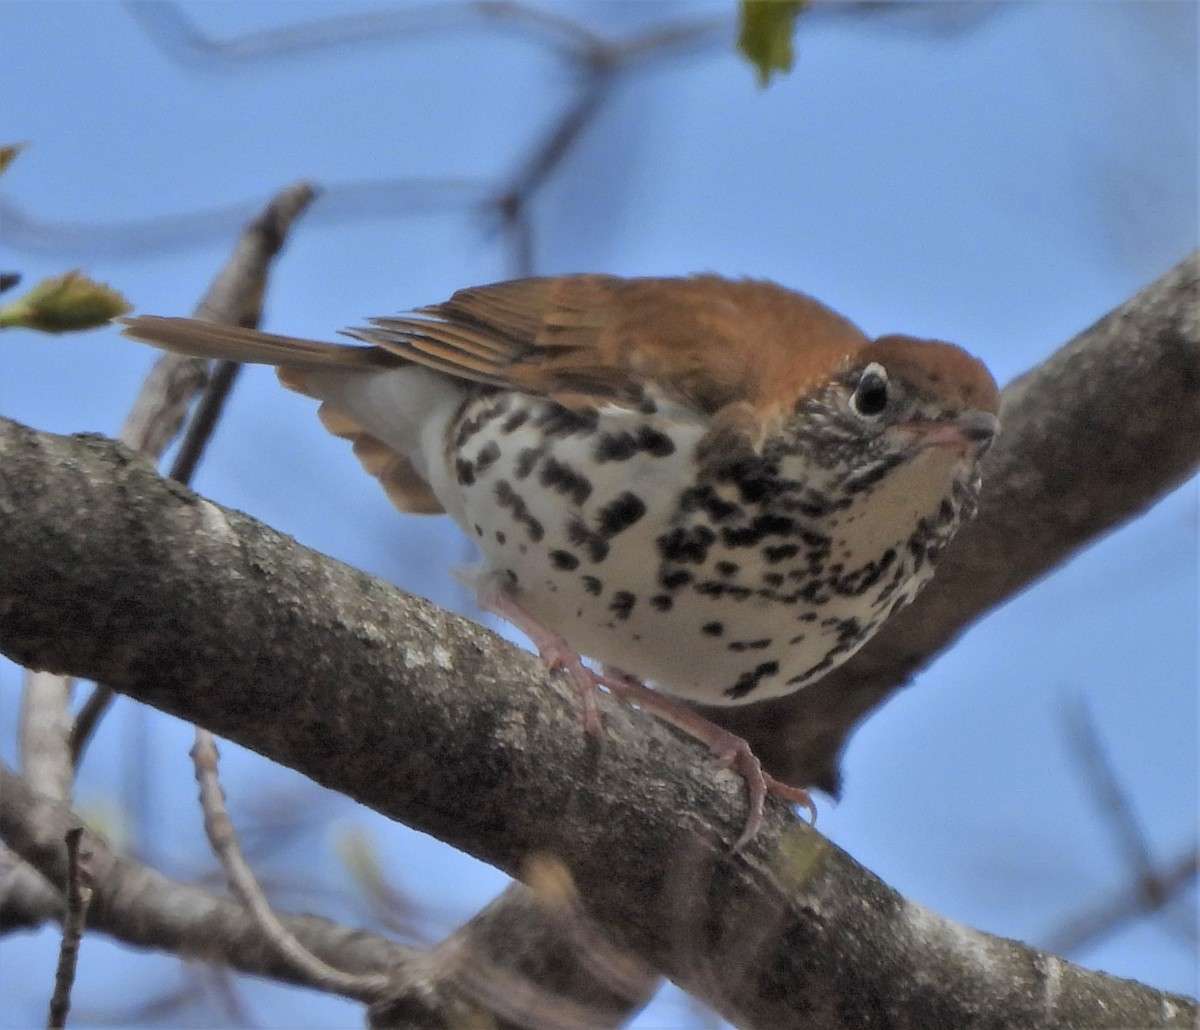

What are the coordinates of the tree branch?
(0, 764, 420, 1002)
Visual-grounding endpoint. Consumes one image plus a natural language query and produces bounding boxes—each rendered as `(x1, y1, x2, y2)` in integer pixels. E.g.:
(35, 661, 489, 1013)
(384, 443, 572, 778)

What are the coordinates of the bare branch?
(1047, 848, 1199, 956)
(46, 827, 93, 1030)
(1042, 699, 1199, 954)
(20, 671, 74, 800)
(0, 764, 422, 1000)
(191, 728, 391, 999)
(0, 849, 63, 932)
(1066, 697, 1162, 898)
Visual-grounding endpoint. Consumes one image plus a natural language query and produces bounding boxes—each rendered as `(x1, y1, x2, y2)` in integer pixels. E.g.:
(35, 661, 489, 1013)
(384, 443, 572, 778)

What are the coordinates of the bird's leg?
(480, 590, 816, 849)
(600, 671, 816, 849)
(477, 589, 611, 736)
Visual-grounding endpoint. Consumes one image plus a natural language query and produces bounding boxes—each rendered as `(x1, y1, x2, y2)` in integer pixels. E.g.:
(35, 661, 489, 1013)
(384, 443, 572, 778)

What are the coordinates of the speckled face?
(446, 377, 988, 707)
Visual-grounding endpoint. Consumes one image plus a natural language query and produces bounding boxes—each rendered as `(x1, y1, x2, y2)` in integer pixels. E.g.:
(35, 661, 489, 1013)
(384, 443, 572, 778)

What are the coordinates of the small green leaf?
(738, 0, 807, 87)
(0, 142, 28, 177)
(0, 270, 132, 333)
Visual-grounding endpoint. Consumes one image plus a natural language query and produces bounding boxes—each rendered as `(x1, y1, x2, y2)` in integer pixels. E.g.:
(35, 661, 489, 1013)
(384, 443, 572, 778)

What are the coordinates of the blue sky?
(1, 2, 1196, 1026)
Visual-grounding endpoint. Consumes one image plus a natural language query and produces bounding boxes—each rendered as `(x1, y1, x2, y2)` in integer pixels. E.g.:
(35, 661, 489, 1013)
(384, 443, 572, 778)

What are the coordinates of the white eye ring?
(850, 362, 890, 419)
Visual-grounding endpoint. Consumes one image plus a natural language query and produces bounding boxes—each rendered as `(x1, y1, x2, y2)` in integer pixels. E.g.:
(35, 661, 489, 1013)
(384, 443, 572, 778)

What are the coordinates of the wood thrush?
(122, 275, 999, 846)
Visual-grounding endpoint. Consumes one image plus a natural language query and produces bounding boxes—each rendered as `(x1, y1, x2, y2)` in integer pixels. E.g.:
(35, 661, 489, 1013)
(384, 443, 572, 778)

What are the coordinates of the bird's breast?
(447, 392, 974, 706)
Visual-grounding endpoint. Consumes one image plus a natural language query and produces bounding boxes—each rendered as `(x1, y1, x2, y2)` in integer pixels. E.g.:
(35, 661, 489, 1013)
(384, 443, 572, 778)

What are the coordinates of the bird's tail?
(119, 316, 400, 373)
(119, 314, 453, 516)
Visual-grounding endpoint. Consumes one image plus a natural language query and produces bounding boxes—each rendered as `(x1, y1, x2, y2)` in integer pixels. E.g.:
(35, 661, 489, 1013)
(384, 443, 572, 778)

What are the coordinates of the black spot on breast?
(696, 581, 752, 601)
(635, 426, 675, 457)
(566, 516, 610, 563)
(720, 514, 795, 550)
(715, 561, 738, 577)
(725, 661, 780, 700)
(501, 408, 530, 434)
(596, 491, 647, 537)
(701, 621, 724, 636)
(582, 575, 603, 596)
(514, 446, 543, 480)
(763, 543, 800, 563)
(453, 404, 497, 448)
(832, 548, 896, 596)
(593, 425, 676, 462)
(539, 457, 592, 506)
(660, 569, 692, 590)
(609, 591, 636, 620)
(649, 594, 673, 611)
(494, 480, 544, 542)
(594, 432, 638, 462)
(550, 549, 579, 570)
(475, 440, 501, 474)
(494, 530, 506, 544)
(721, 460, 788, 505)
(658, 525, 716, 564)
(536, 405, 599, 437)
(455, 458, 476, 486)
(678, 485, 742, 522)
(728, 638, 771, 653)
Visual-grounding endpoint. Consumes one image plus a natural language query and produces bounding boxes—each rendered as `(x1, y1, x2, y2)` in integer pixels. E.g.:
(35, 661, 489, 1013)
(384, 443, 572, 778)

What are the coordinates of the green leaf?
(738, 0, 807, 87)
(0, 270, 132, 333)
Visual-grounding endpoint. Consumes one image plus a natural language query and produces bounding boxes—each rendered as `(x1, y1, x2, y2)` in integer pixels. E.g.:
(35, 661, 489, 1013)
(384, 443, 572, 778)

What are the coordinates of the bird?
(121, 274, 1000, 847)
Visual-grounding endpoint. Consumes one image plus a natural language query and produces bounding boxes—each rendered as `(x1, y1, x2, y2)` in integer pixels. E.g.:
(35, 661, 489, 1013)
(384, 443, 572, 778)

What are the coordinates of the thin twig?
(46, 827, 93, 1030)
(1043, 698, 1198, 953)
(1046, 847, 1198, 955)
(190, 729, 391, 999)
(166, 360, 242, 484)
(68, 687, 115, 769)
(1066, 696, 1161, 900)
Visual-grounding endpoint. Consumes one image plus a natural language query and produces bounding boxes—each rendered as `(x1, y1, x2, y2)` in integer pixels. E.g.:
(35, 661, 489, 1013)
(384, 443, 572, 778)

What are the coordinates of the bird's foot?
(478, 590, 607, 736)
(600, 673, 816, 849)
(478, 590, 815, 848)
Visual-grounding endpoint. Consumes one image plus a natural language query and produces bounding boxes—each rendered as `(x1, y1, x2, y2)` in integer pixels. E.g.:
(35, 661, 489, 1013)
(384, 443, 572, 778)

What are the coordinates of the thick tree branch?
(70, 179, 318, 766)
(0, 394, 1193, 1025)
(710, 252, 1200, 790)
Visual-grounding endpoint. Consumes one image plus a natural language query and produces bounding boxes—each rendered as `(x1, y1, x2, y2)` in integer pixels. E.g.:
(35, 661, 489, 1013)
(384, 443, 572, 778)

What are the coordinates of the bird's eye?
(850, 363, 889, 418)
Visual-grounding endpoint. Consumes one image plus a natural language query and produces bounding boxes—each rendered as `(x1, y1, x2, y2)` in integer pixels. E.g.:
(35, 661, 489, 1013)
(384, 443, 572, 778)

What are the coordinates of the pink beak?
(894, 410, 999, 453)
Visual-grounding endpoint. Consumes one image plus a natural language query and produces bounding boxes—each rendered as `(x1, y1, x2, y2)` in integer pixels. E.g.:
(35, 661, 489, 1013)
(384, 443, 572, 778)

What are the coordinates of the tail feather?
(119, 316, 400, 372)
(120, 314, 456, 518)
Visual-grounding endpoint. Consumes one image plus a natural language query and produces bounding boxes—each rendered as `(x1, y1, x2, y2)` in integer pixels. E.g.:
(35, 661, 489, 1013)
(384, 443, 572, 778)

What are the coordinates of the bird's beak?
(893, 410, 999, 455)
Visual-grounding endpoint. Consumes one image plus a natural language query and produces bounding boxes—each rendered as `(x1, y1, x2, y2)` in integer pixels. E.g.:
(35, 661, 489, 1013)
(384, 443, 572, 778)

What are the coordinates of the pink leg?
(479, 590, 611, 736)
(602, 673, 816, 849)
(479, 590, 816, 849)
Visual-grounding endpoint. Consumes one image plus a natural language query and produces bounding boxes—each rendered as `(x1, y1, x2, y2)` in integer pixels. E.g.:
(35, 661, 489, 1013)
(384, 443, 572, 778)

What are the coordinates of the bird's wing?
(346, 274, 869, 415)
